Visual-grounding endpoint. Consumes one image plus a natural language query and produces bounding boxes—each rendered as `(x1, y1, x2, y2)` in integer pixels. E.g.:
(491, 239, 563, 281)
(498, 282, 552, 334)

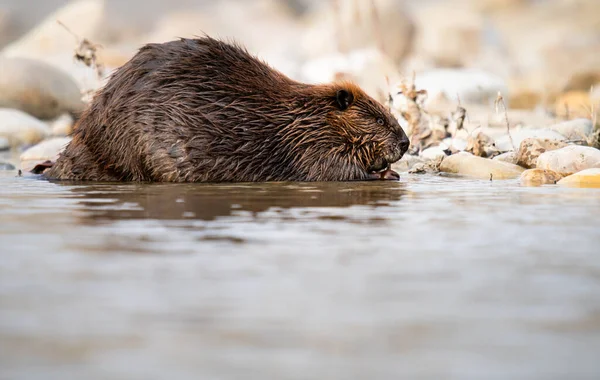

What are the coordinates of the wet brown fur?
(46, 36, 409, 182)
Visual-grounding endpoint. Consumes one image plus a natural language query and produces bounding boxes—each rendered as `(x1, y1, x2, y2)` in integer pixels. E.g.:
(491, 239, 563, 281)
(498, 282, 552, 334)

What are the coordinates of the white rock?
(536, 145, 600, 176)
(0, 108, 51, 147)
(0, 57, 84, 120)
(414, 68, 508, 105)
(40, 54, 111, 95)
(0, 136, 9, 151)
(392, 154, 425, 172)
(50, 113, 75, 136)
(0, 162, 16, 170)
(558, 168, 600, 188)
(515, 138, 568, 169)
(420, 146, 447, 161)
(440, 152, 525, 179)
(547, 118, 594, 141)
(494, 129, 567, 152)
(20, 137, 71, 173)
(441, 137, 468, 152)
(520, 168, 563, 186)
(1, 0, 105, 59)
(493, 151, 517, 165)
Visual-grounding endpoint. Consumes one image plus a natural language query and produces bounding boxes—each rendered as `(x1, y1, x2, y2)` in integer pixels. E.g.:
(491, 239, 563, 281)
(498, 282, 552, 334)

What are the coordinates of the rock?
(301, 0, 414, 65)
(441, 137, 467, 152)
(494, 129, 567, 152)
(19, 137, 71, 173)
(1, 0, 104, 59)
(0, 0, 110, 95)
(466, 131, 495, 157)
(392, 154, 426, 172)
(414, 69, 508, 106)
(408, 163, 428, 174)
(493, 151, 517, 165)
(50, 113, 75, 136)
(520, 169, 563, 187)
(0, 162, 16, 170)
(0, 108, 51, 147)
(408, 159, 444, 175)
(536, 145, 600, 176)
(547, 118, 594, 141)
(420, 146, 447, 161)
(515, 138, 568, 169)
(419, 117, 450, 149)
(0, 57, 84, 120)
(439, 152, 525, 179)
(557, 168, 600, 188)
(49, 55, 110, 95)
(0, 136, 9, 151)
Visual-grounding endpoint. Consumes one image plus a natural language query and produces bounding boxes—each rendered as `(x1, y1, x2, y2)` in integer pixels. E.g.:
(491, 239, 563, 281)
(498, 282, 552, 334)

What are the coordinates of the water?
(1, 170, 600, 380)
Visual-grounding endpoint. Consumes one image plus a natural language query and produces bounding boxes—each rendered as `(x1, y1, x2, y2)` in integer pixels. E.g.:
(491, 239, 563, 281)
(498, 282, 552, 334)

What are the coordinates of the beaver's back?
(47, 37, 309, 182)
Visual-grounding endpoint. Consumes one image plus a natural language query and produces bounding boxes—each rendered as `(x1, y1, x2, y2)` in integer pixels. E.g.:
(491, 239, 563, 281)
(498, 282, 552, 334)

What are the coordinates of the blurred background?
(1, 0, 599, 119)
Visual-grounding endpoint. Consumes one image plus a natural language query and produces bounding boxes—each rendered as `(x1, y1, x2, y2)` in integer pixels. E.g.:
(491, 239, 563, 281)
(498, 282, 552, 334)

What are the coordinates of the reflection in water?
(57, 181, 407, 222)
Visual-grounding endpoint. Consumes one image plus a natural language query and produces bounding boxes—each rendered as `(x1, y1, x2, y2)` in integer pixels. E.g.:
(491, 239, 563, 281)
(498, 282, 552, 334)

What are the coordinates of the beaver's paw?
(367, 165, 400, 181)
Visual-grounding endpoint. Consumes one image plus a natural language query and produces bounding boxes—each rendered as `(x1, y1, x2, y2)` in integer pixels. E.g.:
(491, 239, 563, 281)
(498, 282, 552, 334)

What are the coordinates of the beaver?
(46, 36, 409, 182)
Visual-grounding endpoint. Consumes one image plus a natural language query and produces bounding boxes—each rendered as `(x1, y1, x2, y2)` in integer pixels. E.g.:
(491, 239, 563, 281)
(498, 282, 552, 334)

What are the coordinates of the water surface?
(1, 170, 599, 380)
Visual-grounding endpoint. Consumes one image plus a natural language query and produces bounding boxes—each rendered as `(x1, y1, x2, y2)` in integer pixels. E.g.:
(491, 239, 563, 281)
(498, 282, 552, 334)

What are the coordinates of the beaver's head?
(289, 82, 409, 181)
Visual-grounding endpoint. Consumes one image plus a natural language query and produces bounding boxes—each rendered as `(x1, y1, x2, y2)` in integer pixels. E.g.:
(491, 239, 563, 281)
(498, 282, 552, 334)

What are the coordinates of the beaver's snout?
(399, 136, 410, 156)
(385, 131, 410, 164)
(366, 132, 409, 181)
(396, 125, 410, 155)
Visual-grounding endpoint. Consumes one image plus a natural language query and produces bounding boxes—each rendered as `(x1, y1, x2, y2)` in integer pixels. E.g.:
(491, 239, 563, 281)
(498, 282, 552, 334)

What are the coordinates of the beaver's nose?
(399, 137, 410, 154)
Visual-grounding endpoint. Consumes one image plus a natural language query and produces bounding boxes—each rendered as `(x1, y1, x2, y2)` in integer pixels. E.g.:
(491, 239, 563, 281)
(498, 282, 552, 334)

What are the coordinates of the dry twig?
(495, 91, 515, 151)
(57, 19, 104, 78)
(398, 72, 428, 153)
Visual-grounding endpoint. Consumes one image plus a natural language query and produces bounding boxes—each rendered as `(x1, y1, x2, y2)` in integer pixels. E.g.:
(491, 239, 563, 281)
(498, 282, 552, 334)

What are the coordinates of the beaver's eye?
(376, 118, 385, 126)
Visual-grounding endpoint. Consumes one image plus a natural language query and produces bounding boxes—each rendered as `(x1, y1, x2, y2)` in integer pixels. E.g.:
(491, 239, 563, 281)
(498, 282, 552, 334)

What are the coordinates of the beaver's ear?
(335, 89, 354, 111)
